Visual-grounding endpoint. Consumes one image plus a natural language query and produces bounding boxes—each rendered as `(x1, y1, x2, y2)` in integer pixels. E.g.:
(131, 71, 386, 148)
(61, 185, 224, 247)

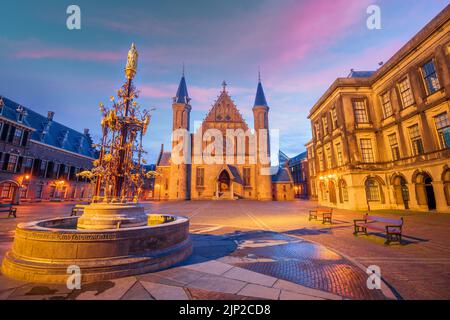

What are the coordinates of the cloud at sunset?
(0, 0, 448, 161)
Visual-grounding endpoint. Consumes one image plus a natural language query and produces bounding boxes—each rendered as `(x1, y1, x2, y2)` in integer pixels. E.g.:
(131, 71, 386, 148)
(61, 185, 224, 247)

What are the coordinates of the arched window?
(365, 178, 380, 201)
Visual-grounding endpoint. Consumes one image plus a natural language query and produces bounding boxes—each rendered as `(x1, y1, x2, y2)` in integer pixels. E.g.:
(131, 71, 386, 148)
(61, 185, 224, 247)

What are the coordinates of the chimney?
(47, 111, 55, 121)
(83, 128, 90, 135)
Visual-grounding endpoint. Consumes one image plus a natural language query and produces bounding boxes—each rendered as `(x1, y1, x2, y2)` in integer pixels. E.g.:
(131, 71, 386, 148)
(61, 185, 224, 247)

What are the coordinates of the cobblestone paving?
(227, 232, 386, 300)
(0, 200, 448, 299)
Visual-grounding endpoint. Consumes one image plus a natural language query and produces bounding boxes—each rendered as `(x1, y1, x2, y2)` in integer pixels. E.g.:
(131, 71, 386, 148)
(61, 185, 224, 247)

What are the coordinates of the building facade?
(0, 96, 96, 204)
(288, 151, 309, 199)
(155, 75, 293, 201)
(307, 6, 450, 213)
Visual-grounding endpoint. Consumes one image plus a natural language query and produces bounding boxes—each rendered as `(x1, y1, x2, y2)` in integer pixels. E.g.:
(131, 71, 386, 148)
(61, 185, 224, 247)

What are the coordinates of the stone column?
(407, 183, 419, 210)
(431, 181, 448, 212)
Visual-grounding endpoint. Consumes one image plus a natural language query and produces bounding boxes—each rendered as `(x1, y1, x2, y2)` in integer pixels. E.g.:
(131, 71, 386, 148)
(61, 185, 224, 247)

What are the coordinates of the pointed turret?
(174, 74, 190, 104)
(170, 69, 192, 201)
(253, 80, 268, 107)
(252, 72, 272, 201)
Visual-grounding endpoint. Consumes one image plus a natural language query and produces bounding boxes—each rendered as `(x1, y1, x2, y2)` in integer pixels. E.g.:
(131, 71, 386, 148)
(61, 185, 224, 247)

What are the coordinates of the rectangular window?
(315, 122, 321, 140)
(12, 128, 23, 145)
(398, 77, 414, 108)
(39, 160, 47, 177)
(353, 100, 369, 123)
(366, 180, 380, 201)
(35, 184, 44, 199)
(322, 116, 328, 135)
(7, 154, 18, 172)
(408, 124, 424, 155)
(243, 167, 251, 186)
(422, 60, 441, 94)
(23, 157, 33, 174)
(331, 108, 338, 129)
(360, 139, 375, 163)
(335, 143, 343, 166)
(325, 147, 332, 169)
(434, 112, 450, 149)
(388, 133, 400, 161)
(196, 167, 204, 187)
(1, 184, 12, 199)
(381, 92, 393, 118)
(318, 151, 324, 171)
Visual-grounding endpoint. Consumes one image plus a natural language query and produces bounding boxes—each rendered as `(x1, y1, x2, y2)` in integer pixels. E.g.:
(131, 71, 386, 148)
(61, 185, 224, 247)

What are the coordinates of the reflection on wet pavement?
(228, 231, 386, 300)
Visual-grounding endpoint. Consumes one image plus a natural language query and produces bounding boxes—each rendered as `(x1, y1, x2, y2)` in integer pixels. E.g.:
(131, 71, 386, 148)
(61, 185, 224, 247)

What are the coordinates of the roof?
(157, 152, 171, 166)
(254, 81, 268, 107)
(226, 165, 243, 185)
(202, 89, 248, 129)
(278, 150, 290, 167)
(174, 75, 190, 104)
(308, 4, 450, 118)
(272, 167, 293, 183)
(288, 151, 307, 166)
(347, 70, 375, 78)
(0, 95, 96, 158)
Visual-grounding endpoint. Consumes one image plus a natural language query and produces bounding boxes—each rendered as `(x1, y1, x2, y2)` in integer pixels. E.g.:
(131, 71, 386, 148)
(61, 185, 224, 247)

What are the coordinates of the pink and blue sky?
(0, 0, 448, 162)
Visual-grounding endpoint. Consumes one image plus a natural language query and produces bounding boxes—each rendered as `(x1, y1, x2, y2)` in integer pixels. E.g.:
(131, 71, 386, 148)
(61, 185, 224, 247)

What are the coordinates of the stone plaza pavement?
(0, 200, 449, 300)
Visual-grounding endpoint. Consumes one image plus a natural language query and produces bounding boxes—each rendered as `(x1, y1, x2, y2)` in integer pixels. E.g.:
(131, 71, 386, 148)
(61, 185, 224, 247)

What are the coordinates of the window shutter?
(21, 130, 29, 146)
(7, 126, 15, 143)
(16, 156, 23, 173)
(0, 123, 9, 141)
(2, 154, 10, 171)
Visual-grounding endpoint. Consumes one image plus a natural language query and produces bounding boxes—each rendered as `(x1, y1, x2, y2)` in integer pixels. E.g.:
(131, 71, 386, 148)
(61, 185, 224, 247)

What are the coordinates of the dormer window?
(16, 105, 27, 123)
(58, 130, 69, 148)
(0, 98, 4, 115)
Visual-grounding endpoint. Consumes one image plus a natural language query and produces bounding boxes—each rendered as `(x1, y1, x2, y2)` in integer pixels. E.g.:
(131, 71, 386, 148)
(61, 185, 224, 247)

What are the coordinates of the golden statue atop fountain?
(125, 43, 138, 79)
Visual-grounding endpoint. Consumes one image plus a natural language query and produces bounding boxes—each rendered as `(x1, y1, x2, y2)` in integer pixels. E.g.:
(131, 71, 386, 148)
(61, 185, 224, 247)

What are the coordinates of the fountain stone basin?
(1, 209, 192, 284)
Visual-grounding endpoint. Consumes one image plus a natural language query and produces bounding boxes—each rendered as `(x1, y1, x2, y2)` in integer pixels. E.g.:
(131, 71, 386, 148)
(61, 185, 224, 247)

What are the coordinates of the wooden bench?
(0, 204, 17, 218)
(309, 208, 332, 224)
(71, 204, 87, 216)
(353, 214, 403, 244)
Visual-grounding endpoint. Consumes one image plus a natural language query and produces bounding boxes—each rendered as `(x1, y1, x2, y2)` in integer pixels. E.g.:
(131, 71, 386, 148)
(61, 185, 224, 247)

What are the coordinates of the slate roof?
(288, 151, 307, 166)
(272, 167, 293, 183)
(254, 80, 268, 107)
(0, 95, 96, 158)
(157, 152, 172, 166)
(174, 75, 190, 104)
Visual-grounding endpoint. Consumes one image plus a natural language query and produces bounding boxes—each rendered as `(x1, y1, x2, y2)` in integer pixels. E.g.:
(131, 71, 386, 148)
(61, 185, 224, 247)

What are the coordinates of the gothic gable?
(202, 91, 248, 130)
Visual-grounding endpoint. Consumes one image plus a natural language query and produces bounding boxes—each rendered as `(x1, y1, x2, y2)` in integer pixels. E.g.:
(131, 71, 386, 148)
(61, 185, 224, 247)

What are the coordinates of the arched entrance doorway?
(218, 170, 231, 193)
(414, 172, 436, 210)
(392, 175, 409, 209)
(0, 180, 20, 204)
(328, 180, 337, 204)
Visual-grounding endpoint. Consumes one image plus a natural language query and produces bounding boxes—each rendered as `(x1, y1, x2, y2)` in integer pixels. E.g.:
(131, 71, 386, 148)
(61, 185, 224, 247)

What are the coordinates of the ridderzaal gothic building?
(155, 75, 294, 201)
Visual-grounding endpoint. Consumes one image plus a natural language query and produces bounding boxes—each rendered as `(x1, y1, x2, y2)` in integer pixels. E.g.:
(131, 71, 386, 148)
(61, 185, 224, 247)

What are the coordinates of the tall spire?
(174, 68, 190, 104)
(254, 72, 268, 107)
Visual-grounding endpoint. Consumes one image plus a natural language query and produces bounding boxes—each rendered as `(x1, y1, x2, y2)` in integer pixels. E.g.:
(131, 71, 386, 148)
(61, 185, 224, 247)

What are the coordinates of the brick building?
(0, 96, 96, 204)
(155, 75, 294, 201)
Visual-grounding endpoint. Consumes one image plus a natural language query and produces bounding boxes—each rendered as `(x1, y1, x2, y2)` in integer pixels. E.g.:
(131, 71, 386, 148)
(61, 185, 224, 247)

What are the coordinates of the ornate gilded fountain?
(1, 44, 192, 284)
